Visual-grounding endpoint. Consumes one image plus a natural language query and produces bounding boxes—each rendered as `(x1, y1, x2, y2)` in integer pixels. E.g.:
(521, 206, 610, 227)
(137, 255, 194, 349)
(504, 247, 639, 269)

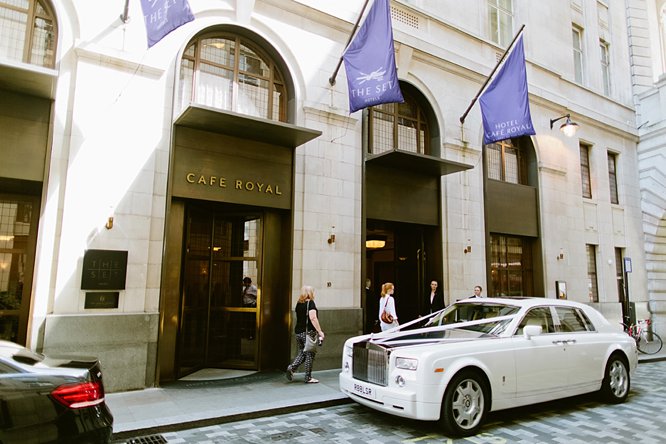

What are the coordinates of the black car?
(0, 341, 113, 443)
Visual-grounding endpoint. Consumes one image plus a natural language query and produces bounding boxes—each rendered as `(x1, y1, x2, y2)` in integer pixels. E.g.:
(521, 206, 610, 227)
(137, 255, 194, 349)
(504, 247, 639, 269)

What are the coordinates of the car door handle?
(552, 339, 576, 345)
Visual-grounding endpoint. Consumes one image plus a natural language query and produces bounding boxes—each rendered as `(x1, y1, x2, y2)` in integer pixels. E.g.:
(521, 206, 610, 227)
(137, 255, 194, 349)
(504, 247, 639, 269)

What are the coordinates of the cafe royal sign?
(174, 169, 290, 210)
(186, 172, 282, 195)
(172, 139, 293, 210)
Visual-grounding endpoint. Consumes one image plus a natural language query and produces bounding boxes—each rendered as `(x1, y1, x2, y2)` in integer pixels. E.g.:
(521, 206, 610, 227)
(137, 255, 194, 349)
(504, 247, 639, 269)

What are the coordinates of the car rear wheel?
(600, 354, 630, 403)
(439, 370, 487, 437)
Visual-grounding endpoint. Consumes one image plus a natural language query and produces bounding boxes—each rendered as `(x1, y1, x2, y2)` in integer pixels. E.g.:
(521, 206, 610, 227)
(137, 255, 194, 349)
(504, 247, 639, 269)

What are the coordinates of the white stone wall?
(628, 0, 666, 336)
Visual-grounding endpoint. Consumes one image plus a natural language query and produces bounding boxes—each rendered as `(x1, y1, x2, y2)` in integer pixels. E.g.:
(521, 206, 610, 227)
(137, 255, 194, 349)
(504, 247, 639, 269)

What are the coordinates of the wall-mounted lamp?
(105, 216, 114, 230)
(327, 226, 336, 244)
(550, 114, 579, 137)
(556, 248, 565, 261)
(366, 234, 386, 249)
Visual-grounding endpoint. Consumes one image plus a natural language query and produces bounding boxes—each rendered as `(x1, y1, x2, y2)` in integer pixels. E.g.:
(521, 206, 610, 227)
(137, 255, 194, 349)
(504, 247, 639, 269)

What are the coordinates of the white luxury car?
(339, 297, 638, 437)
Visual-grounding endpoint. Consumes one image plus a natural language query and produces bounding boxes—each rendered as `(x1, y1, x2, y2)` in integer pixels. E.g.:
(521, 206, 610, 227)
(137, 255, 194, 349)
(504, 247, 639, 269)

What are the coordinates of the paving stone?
(117, 361, 666, 443)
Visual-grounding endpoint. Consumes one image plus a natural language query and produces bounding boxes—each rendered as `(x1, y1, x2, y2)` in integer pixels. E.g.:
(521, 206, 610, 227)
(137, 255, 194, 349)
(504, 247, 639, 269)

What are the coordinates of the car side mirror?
(523, 325, 542, 338)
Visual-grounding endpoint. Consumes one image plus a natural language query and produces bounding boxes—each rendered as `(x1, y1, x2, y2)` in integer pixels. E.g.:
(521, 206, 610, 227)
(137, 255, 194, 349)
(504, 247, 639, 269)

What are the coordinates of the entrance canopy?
(175, 104, 321, 148)
(366, 150, 472, 176)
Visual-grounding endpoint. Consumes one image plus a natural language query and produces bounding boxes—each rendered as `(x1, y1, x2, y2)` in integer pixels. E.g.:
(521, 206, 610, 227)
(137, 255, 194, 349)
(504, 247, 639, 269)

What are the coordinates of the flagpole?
(459, 24, 525, 124)
(120, 0, 130, 23)
(329, 0, 372, 86)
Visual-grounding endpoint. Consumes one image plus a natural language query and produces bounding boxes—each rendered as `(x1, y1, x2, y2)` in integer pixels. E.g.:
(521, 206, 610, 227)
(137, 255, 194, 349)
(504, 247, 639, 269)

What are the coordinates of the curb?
(110, 397, 352, 442)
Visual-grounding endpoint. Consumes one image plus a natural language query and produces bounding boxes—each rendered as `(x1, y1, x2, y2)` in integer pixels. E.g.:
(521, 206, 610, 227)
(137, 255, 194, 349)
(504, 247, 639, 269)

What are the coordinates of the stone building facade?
(0, 0, 659, 391)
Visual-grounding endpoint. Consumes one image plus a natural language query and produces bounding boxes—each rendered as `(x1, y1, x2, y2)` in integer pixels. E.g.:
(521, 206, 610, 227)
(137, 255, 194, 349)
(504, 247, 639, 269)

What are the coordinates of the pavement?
(107, 350, 666, 442)
(107, 367, 348, 442)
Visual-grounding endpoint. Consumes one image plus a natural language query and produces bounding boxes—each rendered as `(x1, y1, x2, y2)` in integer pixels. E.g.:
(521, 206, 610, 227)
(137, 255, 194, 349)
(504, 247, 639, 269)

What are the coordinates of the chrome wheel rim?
(609, 360, 628, 398)
(451, 378, 484, 430)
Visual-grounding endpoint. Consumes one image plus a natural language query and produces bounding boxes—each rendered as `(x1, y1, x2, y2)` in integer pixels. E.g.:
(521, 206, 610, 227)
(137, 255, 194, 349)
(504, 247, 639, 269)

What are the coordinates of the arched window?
(486, 139, 526, 184)
(368, 86, 431, 155)
(178, 34, 288, 122)
(0, 0, 56, 68)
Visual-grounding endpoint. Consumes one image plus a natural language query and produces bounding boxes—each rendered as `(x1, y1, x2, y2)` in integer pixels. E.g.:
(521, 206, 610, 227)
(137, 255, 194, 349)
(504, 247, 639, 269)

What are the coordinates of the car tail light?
(51, 381, 104, 408)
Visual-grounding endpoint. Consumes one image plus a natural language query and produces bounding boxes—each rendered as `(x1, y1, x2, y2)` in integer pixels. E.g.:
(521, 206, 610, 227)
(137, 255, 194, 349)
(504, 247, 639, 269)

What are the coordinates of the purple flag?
(479, 34, 535, 144)
(140, 0, 194, 48)
(342, 0, 404, 113)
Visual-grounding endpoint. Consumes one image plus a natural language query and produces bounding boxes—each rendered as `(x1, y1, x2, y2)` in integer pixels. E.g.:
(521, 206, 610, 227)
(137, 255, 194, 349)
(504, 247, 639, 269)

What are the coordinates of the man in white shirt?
(242, 277, 257, 307)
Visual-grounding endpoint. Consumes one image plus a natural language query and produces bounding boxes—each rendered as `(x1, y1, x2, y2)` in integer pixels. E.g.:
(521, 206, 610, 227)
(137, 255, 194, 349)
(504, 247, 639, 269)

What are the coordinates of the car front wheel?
(600, 354, 630, 403)
(439, 370, 488, 437)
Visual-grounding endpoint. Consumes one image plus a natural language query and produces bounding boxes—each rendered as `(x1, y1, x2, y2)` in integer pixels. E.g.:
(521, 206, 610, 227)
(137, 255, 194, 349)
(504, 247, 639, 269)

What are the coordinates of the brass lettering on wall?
(186, 173, 282, 195)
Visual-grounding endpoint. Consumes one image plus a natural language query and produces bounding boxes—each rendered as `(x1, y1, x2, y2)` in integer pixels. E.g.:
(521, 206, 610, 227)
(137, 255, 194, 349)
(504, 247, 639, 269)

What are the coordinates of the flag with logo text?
(140, 0, 194, 48)
(479, 34, 535, 144)
(342, 0, 404, 113)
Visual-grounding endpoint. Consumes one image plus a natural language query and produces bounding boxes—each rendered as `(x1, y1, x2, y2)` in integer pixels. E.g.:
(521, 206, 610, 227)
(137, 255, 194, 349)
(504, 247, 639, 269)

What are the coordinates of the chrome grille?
(352, 341, 389, 386)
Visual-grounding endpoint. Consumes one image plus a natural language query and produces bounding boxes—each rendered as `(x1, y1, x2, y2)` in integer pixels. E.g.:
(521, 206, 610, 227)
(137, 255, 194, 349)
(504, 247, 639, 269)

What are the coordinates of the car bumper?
(339, 372, 441, 421)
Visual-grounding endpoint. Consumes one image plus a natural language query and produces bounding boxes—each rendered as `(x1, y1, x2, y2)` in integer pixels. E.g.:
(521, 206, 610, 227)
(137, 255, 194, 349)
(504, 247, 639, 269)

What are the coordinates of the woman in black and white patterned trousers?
(286, 286, 325, 383)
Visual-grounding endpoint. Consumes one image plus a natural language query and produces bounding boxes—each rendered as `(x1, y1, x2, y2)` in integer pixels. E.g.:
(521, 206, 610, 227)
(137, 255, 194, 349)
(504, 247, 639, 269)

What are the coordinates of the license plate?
(353, 382, 375, 399)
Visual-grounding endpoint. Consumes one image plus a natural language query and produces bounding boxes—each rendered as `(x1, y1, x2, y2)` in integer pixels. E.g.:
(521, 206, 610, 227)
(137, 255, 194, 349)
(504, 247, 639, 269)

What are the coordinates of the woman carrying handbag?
(378, 282, 399, 331)
(286, 285, 325, 383)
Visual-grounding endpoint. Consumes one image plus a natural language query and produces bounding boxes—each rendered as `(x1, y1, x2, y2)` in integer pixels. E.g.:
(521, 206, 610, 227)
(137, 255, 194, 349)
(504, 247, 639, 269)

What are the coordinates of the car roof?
(457, 297, 589, 310)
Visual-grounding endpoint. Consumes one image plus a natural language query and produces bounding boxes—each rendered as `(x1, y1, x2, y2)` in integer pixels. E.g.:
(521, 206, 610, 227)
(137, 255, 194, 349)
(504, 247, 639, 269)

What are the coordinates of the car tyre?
(439, 370, 488, 437)
(600, 354, 630, 404)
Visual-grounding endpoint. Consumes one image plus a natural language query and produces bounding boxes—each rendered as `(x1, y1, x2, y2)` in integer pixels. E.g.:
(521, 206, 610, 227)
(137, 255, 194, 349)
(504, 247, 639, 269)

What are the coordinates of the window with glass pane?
(580, 144, 592, 198)
(607, 151, 618, 204)
(572, 27, 584, 84)
(179, 34, 287, 122)
(368, 91, 429, 155)
(0, 199, 33, 343)
(586, 244, 599, 302)
(0, 0, 56, 68)
(600, 41, 610, 95)
(485, 139, 523, 184)
(488, 0, 513, 46)
(489, 233, 533, 296)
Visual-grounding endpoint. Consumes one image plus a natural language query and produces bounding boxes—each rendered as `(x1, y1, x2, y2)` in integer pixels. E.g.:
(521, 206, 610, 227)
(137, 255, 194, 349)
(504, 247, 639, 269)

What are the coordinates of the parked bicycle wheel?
(637, 331, 663, 354)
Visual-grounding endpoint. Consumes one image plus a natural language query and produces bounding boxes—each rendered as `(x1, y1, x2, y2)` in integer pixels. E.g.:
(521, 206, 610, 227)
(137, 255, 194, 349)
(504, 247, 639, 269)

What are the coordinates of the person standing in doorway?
(286, 286, 325, 384)
(423, 279, 445, 315)
(378, 282, 398, 331)
(241, 277, 258, 339)
(242, 277, 257, 307)
(470, 285, 484, 298)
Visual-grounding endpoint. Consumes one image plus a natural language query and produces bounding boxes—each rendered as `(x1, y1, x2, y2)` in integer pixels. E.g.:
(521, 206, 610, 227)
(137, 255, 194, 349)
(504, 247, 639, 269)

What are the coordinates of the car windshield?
(425, 301, 520, 335)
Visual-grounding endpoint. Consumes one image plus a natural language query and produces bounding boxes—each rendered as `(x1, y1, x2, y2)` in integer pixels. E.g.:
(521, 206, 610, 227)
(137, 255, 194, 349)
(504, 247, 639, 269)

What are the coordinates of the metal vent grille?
(352, 342, 389, 386)
(391, 7, 419, 29)
(125, 435, 167, 444)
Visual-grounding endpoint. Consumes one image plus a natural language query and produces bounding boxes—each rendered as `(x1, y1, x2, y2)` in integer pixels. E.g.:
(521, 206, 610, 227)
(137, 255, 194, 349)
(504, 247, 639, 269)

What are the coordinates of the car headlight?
(395, 357, 418, 370)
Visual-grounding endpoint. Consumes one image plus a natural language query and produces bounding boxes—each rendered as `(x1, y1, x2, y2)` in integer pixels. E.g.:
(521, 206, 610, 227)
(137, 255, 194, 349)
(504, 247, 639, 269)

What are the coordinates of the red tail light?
(51, 381, 104, 408)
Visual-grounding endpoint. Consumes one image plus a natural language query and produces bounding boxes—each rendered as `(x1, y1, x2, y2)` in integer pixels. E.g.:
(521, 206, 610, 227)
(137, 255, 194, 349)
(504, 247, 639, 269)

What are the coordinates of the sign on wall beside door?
(81, 249, 128, 290)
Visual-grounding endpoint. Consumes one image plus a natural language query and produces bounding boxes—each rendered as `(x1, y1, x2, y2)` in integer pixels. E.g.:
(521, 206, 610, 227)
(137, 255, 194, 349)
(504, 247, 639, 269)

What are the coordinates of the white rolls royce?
(339, 297, 637, 437)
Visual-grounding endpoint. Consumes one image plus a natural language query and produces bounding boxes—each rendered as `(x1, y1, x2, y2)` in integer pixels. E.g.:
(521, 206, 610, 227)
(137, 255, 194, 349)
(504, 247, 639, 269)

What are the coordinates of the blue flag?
(479, 34, 535, 144)
(140, 0, 195, 48)
(342, 0, 404, 113)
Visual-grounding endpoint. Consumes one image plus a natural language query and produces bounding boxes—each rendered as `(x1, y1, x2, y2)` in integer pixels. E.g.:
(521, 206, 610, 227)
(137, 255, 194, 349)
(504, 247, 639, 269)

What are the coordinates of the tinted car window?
(515, 307, 555, 335)
(430, 303, 519, 325)
(554, 307, 595, 332)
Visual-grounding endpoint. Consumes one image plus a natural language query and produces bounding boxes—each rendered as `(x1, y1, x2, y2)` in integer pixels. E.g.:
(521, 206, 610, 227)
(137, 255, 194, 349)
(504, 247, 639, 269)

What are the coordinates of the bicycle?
(622, 319, 663, 355)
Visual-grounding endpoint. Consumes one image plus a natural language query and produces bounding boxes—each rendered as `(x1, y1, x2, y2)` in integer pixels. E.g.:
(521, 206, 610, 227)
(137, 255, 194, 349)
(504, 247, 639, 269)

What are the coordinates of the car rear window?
(554, 307, 595, 332)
